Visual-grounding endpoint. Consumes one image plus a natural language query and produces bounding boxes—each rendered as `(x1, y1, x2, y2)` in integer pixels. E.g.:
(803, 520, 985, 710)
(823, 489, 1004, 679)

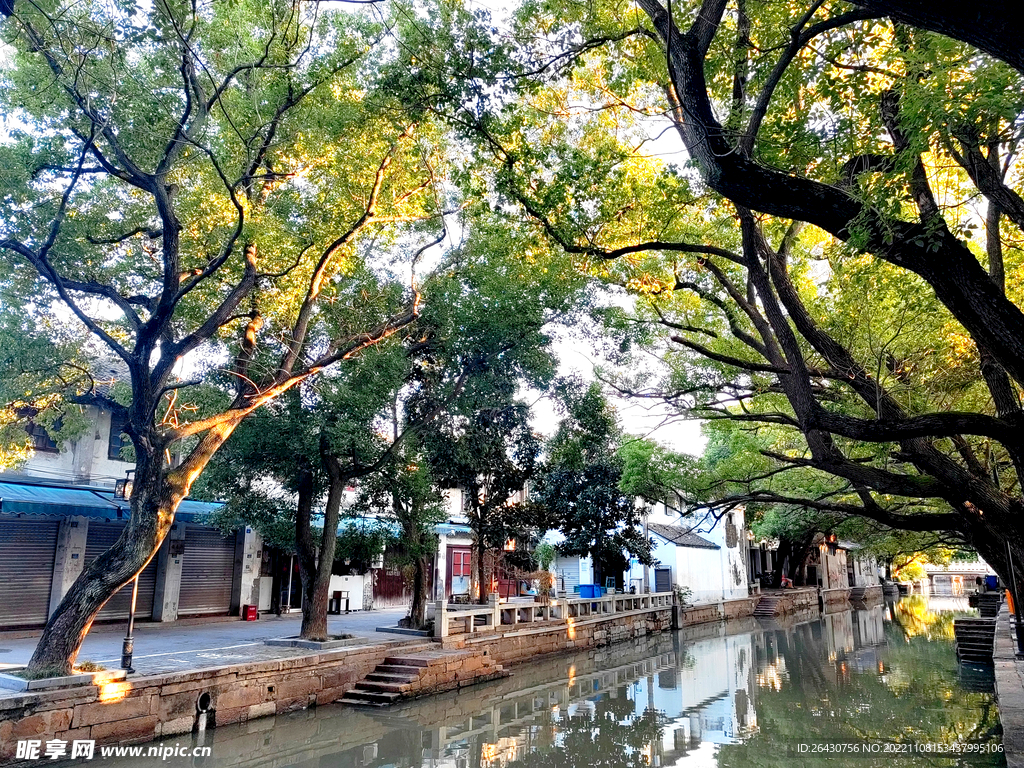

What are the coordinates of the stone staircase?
(955, 617, 997, 664)
(340, 649, 507, 707)
(753, 595, 782, 617)
(971, 592, 1003, 618)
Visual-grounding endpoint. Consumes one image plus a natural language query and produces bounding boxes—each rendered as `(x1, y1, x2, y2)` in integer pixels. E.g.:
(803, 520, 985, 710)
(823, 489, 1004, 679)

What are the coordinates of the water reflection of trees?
(507, 696, 663, 768)
(718, 605, 1001, 767)
(889, 595, 960, 641)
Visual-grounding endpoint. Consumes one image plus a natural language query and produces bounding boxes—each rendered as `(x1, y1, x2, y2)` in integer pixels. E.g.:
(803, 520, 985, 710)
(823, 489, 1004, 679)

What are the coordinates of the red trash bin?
(242, 604, 259, 621)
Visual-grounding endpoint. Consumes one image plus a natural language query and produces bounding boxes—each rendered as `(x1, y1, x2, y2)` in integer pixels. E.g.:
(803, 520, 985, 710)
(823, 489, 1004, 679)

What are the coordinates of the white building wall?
(442, 488, 467, 522)
(820, 547, 849, 590)
(9, 406, 134, 487)
(624, 505, 749, 602)
(676, 547, 727, 603)
(851, 554, 879, 587)
(327, 573, 366, 610)
(693, 508, 748, 601)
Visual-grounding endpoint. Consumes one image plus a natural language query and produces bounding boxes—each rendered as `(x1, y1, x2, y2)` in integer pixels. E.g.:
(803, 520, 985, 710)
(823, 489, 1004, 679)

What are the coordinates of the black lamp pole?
(121, 576, 138, 673)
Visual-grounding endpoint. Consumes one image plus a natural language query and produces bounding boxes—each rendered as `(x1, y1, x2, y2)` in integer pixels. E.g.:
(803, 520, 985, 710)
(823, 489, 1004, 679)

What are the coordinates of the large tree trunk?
(294, 467, 319, 635)
(27, 410, 247, 674)
(27, 442, 198, 673)
(299, 457, 347, 641)
(27, 460, 170, 674)
(410, 555, 429, 629)
(476, 534, 488, 604)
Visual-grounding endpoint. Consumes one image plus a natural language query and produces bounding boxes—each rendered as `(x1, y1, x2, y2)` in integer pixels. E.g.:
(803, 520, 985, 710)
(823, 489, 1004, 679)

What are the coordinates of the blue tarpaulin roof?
(333, 517, 470, 537)
(0, 481, 223, 522)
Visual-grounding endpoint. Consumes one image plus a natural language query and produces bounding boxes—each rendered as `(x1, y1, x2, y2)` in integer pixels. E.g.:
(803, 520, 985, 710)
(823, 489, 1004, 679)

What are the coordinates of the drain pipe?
(195, 692, 212, 745)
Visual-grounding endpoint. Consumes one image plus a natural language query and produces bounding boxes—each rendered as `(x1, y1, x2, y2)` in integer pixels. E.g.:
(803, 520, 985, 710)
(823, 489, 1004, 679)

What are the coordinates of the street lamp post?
(121, 577, 139, 673)
(115, 470, 137, 673)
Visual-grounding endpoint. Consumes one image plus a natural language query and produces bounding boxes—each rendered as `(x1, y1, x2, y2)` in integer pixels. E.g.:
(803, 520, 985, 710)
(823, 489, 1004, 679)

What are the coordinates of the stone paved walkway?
(994, 605, 1024, 768)
(0, 608, 411, 682)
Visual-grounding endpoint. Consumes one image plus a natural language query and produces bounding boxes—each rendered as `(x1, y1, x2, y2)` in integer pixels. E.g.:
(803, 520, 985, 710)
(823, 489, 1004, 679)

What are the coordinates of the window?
(108, 411, 130, 461)
(27, 420, 58, 453)
(452, 551, 472, 577)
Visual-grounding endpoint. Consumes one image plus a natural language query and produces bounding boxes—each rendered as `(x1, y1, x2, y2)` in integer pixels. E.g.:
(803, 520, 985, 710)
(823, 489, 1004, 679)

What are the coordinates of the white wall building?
(6, 403, 135, 489)
(544, 501, 749, 603)
(623, 502, 748, 603)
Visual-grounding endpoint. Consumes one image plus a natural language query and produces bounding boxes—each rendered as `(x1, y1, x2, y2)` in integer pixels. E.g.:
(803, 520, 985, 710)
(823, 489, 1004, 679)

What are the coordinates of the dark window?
(27, 420, 58, 453)
(108, 411, 130, 460)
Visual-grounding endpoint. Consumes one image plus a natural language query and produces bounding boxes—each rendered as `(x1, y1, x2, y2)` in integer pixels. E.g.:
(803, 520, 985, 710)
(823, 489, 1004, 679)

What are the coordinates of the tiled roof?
(647, 522, 719, 550)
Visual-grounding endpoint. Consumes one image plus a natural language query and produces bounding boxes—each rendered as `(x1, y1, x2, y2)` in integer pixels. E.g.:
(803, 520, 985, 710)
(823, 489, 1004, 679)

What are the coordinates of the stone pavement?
(0, 608, 410, 681)
(994, 605, 1024, 768)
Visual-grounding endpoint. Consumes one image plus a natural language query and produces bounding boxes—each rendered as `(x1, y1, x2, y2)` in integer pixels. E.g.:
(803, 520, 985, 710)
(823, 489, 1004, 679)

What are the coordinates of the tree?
(400, 0, 1024, 595)
(407, 217, 584, 602)
(351, 444, 445, 628)
(534, 382, 654, 589)
(0, 302, 94, 470)
(200, 335, 421, 640)
(423, 398, 542, 601)
(0, 0, 442, 672)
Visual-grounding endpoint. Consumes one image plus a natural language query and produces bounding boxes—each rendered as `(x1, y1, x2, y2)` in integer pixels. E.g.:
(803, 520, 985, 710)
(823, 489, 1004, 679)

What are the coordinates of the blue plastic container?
(579, 584, 604, 598)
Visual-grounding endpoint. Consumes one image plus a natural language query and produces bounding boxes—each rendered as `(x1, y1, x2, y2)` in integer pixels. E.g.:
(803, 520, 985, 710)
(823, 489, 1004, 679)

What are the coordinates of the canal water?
(103, 596, 1004, 767)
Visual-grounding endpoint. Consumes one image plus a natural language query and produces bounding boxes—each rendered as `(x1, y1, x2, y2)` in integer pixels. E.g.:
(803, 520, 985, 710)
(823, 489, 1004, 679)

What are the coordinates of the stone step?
(356, 680, 412, 694)
(375, 664, 427, 676)
(383, 656, 434, 668)
(365, 671, 419, 683)
(342, 688, 402, 705)
(337, 696, 391, 708)
(957, 655, 994, 664)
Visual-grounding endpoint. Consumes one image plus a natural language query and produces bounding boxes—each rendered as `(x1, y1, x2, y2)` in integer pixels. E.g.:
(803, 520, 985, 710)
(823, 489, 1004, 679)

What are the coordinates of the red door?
(446, 547, 472, 598)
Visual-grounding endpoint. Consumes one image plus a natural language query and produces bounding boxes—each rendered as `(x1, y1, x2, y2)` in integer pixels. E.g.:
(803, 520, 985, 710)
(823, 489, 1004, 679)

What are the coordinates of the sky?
(529, 324, 707, 456)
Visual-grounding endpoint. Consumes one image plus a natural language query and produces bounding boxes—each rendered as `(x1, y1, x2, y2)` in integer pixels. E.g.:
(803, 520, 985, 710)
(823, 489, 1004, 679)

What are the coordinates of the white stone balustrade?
(433, 591, 675, 638)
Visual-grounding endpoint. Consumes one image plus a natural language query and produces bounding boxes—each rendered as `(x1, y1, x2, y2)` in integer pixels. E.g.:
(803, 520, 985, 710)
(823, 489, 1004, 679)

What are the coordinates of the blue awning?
(0, 481, 223, 522)
(335, 516, 400, 535)
(435, 522, 472, 536)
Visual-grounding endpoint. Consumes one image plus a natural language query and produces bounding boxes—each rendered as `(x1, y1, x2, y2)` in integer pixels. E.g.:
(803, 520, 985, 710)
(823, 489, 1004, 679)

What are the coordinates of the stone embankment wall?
(0, 641, 423, 763)
(438, 597, 757, 667)
(776, 588, 820, 615)
(0, 596, 758, 762)
(677, 597, 758, 626)
(821, 588, 852, 610)
(849, 584, 883, 603)
(993, 605, 1024, 768)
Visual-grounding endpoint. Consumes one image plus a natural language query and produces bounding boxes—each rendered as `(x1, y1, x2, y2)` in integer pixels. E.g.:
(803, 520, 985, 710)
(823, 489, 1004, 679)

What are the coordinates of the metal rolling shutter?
(654, 568, 672, 593)
(0, 519, 59, 628)
(178, 527, 236, 616)
(84, 523, 157, 621)
(555, 555, 580, 594)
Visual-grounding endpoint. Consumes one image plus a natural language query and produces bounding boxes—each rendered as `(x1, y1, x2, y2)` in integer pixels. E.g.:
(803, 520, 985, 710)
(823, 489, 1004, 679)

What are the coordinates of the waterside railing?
(434, 591, 675, 638)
